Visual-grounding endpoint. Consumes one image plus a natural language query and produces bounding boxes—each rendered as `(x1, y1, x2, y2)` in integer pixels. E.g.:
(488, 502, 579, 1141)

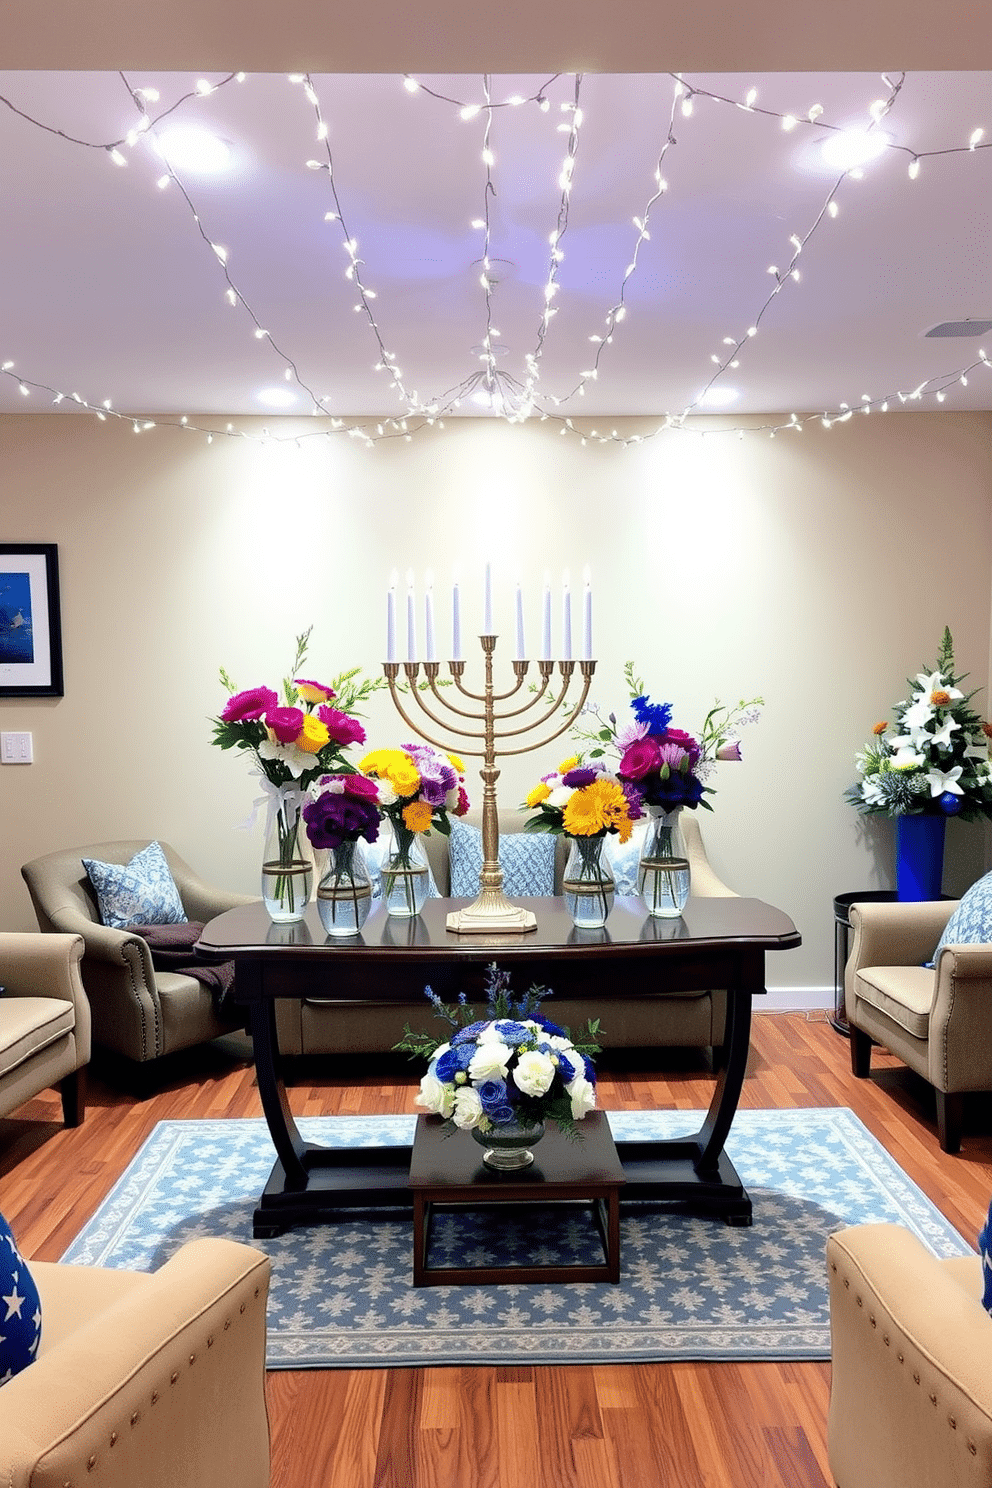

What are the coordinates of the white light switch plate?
(1, 731, 33, 763)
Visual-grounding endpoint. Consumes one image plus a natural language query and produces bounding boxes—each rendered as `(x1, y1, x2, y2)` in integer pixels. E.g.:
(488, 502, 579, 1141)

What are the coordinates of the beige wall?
(1, 409, 991, 1000)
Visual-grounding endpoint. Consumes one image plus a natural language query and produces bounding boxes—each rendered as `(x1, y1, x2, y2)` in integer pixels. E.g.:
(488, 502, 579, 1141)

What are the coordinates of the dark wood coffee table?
(409, 1110, 624, 1286)
(196, 895, 801, 1236)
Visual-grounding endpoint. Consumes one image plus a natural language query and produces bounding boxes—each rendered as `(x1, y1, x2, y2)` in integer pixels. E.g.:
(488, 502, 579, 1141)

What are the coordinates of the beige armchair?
(21, 841, 253, 1067)
(0, 1237, 271, 1488)
(845, 898, 992, 1151)
(827, 1223, 991, 1488)
(1, 931, 89, 1125)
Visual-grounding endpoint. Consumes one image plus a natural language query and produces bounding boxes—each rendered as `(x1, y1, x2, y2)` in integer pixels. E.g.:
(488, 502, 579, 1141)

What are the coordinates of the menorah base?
(446, 887, 538, 934)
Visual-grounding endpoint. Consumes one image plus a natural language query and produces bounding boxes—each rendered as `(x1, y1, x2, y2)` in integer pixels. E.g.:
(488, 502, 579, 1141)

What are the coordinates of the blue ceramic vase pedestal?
(896, 814, 947, 901)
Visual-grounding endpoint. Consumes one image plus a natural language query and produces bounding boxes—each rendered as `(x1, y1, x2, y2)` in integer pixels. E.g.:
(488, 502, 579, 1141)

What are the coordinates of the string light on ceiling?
(0, 70, 990, 448)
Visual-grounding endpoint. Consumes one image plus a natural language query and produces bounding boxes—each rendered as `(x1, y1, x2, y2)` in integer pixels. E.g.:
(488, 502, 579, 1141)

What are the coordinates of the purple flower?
(562, 767, 599, 789)
(221, 686, 278, 722)
(716, 741, 743, 761)
(302, 791, 380, 849)
(621, 782, 645, 820)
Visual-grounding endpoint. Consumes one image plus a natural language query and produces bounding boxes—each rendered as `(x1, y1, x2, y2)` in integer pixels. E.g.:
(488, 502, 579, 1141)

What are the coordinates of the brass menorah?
(383, 636, 596, 932)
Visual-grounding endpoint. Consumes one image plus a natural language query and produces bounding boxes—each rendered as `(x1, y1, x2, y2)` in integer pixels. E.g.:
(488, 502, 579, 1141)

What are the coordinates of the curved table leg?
(249, 997, 309, 1191)
(695, 986, 752, 1175)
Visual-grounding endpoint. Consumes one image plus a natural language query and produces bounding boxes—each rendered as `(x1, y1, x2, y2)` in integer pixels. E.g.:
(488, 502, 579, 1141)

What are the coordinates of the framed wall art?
(0, 543, 64, 697)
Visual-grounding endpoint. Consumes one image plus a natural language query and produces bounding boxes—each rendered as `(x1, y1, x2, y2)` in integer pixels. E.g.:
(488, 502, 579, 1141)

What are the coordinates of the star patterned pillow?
(0, 1211, 42, 1385)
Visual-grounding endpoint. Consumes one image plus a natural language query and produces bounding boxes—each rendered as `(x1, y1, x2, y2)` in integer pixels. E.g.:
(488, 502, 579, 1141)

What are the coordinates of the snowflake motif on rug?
(60, 1109, 972, 1369)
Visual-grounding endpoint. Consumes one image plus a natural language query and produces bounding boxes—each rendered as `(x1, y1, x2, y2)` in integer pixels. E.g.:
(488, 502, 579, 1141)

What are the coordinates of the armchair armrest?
(1, 1238, 270, 1488)
(828, 1224, 992, 1488)
(848, 898, 957, 971)
(175, 871, 256, 924)
(0, 931, 85, 1002)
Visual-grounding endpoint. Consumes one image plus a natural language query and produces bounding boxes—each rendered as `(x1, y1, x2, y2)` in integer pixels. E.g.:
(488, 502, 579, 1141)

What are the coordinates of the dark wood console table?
(196, 896, 800, 1237)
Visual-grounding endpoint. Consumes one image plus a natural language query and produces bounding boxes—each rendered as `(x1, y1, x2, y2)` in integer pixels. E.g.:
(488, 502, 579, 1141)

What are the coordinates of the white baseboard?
(756, 986, 834, 1014)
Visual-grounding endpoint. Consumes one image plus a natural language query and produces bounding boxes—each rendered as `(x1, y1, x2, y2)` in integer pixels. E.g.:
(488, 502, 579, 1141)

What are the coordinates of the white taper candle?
(582, 567, 592, 660)
(515, 580, 525, 660)
(483, 561, 493, 634)
(541, 572, 552, 661)
(424, 571, 436, 662)
(452, 577, 462, 661)
(406, 569, 416, 662)
(562, 571, 572, 661)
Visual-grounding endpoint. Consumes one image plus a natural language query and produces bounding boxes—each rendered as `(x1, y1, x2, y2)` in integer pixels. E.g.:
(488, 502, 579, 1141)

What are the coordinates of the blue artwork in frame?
(0, 544, 63, 696)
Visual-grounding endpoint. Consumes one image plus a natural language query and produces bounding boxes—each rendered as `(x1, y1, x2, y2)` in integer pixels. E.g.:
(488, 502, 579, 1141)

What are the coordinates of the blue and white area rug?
(61, 1108, 972, 1368)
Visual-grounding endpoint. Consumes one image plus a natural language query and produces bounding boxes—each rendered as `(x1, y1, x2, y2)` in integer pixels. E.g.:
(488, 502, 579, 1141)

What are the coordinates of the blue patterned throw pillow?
(930, 871, 992, 965)
(0, 1212, 42, 1385)
(449, 818, 556, 898)
(82, 841, 188, 930)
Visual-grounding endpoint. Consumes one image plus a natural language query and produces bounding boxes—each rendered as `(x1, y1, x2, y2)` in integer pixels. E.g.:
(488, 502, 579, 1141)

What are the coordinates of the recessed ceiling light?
(698, 386, 740, 408)
(153, 125, 232, 173)
(820, 129, 891, 172)
(256, 386, 298, 408)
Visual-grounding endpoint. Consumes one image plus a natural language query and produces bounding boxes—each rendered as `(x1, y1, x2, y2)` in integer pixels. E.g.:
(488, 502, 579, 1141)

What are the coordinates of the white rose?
(468, 1040, 512, 1081)
(415, 1070, 455, 1118)
(567, 1074, 596, 1120)
(375, 780, 398, 806)
(451, 1085, 484, 1129)
(545, 786, 572, 810)
(512, 1049, 556, 1098)
(475, 1021, 505, 1043)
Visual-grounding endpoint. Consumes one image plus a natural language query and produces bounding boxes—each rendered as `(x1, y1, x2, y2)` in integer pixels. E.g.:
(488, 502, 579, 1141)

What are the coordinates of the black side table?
(832, 890, 898, 1035)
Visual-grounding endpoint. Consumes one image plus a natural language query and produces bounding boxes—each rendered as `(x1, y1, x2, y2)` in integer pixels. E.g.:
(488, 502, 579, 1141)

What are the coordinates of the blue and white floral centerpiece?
(394, 965, 602, 1170)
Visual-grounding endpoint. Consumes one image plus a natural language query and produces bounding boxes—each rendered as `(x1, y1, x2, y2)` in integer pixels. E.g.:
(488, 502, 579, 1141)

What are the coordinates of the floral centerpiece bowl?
(211, 629, 378, 923)
(396, 966, 602, 1171)
(358, 744, 469, 917)
(846, 628, 992, 900)
(523, 758, 642, 928)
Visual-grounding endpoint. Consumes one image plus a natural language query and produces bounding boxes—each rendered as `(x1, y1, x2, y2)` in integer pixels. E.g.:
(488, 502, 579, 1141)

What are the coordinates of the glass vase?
(562, 835, 615, 929)
(471, 1117, 546, 1171)
(316, 839, 373, 937)
(381, 821, 430, 918)
(638, 806, 690, 918)
(261, 792, 313, 923)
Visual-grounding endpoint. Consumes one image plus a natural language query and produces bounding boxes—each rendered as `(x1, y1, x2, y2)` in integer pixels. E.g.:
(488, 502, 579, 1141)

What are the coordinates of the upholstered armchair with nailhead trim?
(0, 1237, 271, 1488)
(827, 1224, 992, 1488)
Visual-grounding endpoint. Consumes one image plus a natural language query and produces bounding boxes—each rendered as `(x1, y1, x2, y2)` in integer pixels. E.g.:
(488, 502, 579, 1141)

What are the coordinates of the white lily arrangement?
(394, 965, 602, 1140)
(846, 627, 992, 821)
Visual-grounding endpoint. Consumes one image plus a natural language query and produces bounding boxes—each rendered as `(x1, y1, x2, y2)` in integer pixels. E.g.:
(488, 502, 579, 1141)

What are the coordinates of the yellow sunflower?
(563, 779, 631, 838)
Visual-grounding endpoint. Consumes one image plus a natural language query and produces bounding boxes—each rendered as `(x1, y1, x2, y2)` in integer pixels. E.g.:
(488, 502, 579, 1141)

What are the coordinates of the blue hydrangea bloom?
(632, 694, 674, 735)
(451, 1021, 490, 1046)
(494, 1020, 532, 1046)
(435, 1045, 473, 1082)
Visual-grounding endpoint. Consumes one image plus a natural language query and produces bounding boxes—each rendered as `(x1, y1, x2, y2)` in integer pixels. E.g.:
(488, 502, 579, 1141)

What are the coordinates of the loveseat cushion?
(0, 996, 75, 1078)
(853, 964, 935, 1039)
(0, 1212, 41, 1384)
(82, 841, 188, 930)
(449, 818, 556, 897)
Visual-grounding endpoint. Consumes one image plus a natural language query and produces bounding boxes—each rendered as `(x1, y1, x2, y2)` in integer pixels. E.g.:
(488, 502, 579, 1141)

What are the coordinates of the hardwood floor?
(3, 1012, 992, 1488)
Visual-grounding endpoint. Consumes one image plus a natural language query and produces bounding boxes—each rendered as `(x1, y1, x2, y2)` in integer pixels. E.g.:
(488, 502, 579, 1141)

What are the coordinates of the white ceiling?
(1, 67, 990, 427)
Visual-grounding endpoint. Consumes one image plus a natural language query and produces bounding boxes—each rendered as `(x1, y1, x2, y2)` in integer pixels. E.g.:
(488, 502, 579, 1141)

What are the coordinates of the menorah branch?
(383, 639, 596, 934)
